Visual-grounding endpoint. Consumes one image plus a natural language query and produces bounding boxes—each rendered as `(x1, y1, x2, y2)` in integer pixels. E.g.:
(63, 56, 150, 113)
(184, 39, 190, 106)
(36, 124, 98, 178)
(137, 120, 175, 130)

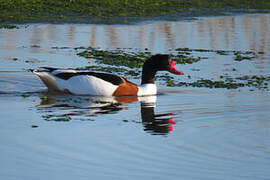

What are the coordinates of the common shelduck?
(33, 54, 184, 96)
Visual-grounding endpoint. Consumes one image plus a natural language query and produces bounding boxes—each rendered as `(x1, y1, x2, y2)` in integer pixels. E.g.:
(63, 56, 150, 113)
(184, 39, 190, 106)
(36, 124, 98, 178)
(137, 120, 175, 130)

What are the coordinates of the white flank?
(34, 70, 118, 96)
(57, 75, 118, 96)
(137, 83, 157, 96)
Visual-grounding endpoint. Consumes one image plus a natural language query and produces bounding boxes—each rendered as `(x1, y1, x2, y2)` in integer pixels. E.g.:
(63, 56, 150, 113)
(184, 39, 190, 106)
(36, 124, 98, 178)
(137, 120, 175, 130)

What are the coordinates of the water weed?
(1, 0, 270, 23)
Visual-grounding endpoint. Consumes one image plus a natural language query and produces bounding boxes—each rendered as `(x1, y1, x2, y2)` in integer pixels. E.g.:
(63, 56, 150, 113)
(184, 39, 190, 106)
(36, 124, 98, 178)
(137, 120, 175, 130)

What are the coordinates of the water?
(1, 14, 270, 180)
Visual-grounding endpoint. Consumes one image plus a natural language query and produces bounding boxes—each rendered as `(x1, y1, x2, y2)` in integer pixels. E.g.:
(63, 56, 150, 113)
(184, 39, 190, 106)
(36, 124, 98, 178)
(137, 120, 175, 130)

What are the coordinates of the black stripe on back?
(41, 67, 59, 72)
(55, 71, 124, 85)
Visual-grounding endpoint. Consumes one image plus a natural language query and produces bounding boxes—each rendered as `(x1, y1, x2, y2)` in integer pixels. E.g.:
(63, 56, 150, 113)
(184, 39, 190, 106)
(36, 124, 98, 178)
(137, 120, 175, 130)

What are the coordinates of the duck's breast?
(137, 84, 157, 96)
(112, 78, 138, 96)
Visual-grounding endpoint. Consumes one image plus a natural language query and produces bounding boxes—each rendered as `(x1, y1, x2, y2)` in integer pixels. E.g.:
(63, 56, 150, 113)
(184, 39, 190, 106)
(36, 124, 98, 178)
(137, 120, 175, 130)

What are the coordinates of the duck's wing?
(54, 71, 124, 85)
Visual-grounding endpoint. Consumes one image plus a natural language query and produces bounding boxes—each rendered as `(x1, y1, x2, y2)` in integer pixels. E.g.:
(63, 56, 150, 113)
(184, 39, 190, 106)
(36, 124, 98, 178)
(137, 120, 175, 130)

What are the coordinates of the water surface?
(0, 14, 270, 180)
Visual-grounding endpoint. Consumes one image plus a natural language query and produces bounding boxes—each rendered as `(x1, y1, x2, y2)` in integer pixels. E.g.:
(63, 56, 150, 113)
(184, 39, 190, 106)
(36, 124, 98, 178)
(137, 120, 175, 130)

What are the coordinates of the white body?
(34, 70, 157, 96)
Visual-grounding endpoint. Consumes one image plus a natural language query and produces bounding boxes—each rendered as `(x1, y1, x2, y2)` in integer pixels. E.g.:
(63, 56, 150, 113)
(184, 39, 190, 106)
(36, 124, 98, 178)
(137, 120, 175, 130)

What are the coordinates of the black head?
(145, 54, 171, 70)
(141, 54, 184, 84)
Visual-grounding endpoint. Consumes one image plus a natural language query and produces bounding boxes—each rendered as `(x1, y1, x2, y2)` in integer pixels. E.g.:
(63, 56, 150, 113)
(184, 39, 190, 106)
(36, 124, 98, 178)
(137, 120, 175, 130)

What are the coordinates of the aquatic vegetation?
(42, 114, 71, 122)
(167, 75, 270, 89)
(1, 0, 270, 23)
(40, 96, 48, 101)
(237, 75, 249, 80)
(76, 46, 207, 68)
(234, 52, 256, 61)
(173, 54, 203, 64)
(0, 24, 18, 29)
(54, 116, 71, 122)
(167, 79, 245, 89)
(21, 94, 30, 98)
(216, 50, 229, 55)
(77, 47, 148, 68)
(238, 75, 270, 88)
(175, 47, 259, 61)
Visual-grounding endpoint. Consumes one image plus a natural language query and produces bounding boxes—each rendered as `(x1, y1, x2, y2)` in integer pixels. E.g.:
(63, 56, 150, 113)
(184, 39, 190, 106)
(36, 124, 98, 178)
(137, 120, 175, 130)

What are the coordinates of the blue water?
(0, 14, 270, 180)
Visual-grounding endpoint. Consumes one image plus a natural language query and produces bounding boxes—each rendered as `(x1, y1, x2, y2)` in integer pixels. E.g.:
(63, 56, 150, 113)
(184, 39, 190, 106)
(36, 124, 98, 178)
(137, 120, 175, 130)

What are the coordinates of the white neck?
(137, 83, 157, 96)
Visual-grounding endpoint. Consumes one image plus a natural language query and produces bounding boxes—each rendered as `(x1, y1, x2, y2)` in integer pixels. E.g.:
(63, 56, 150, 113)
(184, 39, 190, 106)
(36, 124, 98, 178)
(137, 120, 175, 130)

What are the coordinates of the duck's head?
(142, 54, 184, 84)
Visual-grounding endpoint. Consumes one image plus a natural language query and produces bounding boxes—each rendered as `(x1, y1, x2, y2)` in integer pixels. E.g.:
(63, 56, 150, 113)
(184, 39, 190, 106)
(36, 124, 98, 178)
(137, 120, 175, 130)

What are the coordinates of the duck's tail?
(33, 70, 60, 92)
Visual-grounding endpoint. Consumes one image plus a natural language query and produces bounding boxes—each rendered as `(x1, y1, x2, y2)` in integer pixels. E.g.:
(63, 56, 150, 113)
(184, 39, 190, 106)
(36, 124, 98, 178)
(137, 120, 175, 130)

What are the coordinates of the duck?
(33, 54, 184, 96)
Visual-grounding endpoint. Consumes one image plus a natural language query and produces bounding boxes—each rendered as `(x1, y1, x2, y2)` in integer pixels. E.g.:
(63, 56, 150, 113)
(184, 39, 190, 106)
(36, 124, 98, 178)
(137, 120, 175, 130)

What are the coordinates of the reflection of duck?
(37, 95, 126, 117)
(33, 54, 183, 96)
(38, 94, 176, 135)
(140, 96, 176, 135)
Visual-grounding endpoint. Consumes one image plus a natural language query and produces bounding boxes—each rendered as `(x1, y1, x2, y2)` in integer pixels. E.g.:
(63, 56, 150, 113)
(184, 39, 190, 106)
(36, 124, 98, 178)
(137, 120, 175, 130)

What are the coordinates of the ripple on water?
(1, 81, 270, 179)
(146, 90, 270, 177)
(0, 71, 44, 94)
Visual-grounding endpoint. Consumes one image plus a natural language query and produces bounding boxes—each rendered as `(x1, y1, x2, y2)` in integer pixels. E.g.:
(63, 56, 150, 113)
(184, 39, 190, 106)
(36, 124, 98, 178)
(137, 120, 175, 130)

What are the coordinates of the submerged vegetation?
(76, 46, 261, 69)
(175, 48, 258, 62)
(0, 24, 18, 29)
(76, 46, 208, 68)
(166, 75, 270, 89)
(76, 47, 149, 68)
(0, 0, 270, 23)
